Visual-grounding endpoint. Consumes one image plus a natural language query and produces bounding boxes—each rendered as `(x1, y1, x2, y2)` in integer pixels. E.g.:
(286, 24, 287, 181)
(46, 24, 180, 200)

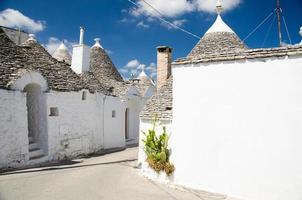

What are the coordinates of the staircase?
(28, 136, 45, 160)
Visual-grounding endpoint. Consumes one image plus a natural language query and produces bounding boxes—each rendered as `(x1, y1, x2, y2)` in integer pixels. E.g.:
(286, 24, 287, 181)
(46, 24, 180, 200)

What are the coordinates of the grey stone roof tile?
(140, 76, 172, 120)
(89, 46, 128, 97)
(174, 45, 302, 65)
(0, 28, 101, 93)
(188, 32, 248, 58)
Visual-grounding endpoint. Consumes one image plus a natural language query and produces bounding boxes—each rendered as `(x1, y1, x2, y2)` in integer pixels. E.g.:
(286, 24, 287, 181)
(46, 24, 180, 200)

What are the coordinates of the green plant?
(142, 117, 175, 176)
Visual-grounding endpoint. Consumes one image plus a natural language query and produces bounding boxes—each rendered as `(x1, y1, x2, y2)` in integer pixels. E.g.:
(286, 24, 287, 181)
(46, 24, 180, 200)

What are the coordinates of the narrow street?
(0, 147, 227, 200)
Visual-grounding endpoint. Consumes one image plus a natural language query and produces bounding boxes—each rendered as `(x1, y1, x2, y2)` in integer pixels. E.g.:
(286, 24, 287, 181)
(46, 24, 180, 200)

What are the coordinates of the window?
(112, 110, 116, 118)
(166, 107, 172, 111)
(49, 107, 59, 116)
(82, 91, 87, 100)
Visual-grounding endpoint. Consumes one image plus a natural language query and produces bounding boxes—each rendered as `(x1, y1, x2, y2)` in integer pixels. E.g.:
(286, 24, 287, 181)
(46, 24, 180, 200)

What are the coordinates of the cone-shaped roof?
(135, 67, 155, 96)
(188, 2, 247, 58)
(90, 45, 123, 82)
(89, 44, 128, 96)
(52, 42, 71, 65)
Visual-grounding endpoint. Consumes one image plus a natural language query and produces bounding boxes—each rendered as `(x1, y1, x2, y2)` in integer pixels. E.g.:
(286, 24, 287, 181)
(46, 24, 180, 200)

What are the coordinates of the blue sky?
(0, 0, 301, 79)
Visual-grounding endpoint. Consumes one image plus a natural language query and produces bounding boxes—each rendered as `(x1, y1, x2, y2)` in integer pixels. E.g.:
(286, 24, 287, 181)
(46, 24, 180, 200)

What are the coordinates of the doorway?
(24, 83, 48, 155)
(125, 108, 129, 140)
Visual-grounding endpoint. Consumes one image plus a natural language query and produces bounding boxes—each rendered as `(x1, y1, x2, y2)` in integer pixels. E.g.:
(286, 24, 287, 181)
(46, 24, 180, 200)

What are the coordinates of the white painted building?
(0, 26, 153, 170)
(139, 1, 302, 200)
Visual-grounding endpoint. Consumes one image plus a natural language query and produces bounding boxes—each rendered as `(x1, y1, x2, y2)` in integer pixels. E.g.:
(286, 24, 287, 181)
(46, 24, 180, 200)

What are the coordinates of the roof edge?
(175, 45, 302, 65)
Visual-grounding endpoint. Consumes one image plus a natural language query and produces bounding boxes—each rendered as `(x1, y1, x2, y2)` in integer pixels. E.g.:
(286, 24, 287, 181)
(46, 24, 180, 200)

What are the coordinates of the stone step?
(28, 136, 34, 144)
(29, 149, 44, 160)
(29, 143, 39, 152)
(28, 155, 48, 166)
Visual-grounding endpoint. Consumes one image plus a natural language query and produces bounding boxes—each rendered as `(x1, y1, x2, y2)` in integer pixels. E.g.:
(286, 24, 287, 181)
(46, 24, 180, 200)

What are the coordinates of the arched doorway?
(24, 83, 48, 160)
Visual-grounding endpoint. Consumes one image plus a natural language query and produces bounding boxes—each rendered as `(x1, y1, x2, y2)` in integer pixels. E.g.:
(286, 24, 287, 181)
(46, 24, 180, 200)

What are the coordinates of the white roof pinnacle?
(216, 0, 223, 15)
(58, 42, 68, 50)
(92, 38, 103, 49)
(138, 66, 148, 78)
(28, 34, 36, 41)
(205, 0, 235, 34)
(205, 15, 235, 34)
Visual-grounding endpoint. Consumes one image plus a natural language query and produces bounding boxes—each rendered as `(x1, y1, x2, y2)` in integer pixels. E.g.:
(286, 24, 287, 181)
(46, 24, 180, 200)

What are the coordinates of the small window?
(82, 91, 87, 100)
(166, 107, 172, 111)
(112, 110, 116, 118)
(49, 107, 59, 116)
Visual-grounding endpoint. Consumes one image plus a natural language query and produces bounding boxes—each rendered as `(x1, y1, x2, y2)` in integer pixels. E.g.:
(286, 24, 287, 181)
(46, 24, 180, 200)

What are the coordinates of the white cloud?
(137, 21, 150, 29)
(146, 62, 157, 79)
(44, 37, 75, 55)
(0, 8, 45, 33)
(129, 0, 241, 19)
(195, 0, 241, 13)
(161, 19, 187, 29)
(119, 68, 129, 74)
(105, 49, 113, 54)
(138, 64, 146, 70)
(121, 59, 155, 79)
(131, 0, 194, 18)
(146, 62, 156, 72)
(124, 59, 141, 69)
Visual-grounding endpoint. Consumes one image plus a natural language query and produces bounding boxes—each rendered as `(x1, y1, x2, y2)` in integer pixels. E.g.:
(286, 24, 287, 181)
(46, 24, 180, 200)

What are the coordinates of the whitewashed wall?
(0, 87, 128, 169)
(46, 91, 105, 160)
(138, 119, 173, 182)
(103, 96, 126, 149)
(126, 96, 141, 144)
(172, 56, 302, 200)
(0, 89, 28, 168)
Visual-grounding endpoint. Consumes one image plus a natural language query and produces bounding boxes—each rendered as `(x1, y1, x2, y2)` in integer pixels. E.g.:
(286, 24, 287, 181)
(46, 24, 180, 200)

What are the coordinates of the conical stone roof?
(89, 44, 128, 97)
(188, 13, 247, 58)
(52, 42, 71, 65)
(136, 68, 155, 96)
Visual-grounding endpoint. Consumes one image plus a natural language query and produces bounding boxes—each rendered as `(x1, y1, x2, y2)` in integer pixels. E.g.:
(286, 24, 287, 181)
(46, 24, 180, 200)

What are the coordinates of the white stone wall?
(0, 88, 130, 169)
(46, 91, 105, 160)
(126, 96, 142, 143)
(0, 89, 28, 168)
(138, 119, 173, 181)
(172, 56, 302, 200)
(103, 96, 126, 149)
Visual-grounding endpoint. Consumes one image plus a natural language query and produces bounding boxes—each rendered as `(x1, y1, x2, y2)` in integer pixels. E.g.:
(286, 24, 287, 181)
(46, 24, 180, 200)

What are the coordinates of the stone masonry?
(156, 46, 172, 90)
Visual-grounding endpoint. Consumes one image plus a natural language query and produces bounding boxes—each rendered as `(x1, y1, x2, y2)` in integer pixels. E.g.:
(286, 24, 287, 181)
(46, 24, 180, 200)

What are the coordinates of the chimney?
(79, 26, 84, 45)
(71, 26, 91, 74)
(157, 46, 172, 90)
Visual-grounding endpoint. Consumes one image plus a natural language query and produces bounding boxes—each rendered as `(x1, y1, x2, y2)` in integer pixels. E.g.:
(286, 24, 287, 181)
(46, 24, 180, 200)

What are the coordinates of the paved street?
(0, 147, 229, 200)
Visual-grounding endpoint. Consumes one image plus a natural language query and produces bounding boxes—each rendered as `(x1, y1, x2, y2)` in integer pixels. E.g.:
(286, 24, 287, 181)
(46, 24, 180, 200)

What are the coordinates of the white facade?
(0, 71, 133, 169)
(170, 55, 302, 200)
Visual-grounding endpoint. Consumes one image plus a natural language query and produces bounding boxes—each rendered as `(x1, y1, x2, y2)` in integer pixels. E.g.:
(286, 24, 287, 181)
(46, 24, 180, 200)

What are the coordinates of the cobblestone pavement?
(0, 147, 234, 200)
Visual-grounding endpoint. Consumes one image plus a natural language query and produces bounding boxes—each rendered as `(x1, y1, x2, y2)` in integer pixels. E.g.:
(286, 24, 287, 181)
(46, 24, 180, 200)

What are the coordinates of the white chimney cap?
(92, 38, 103, 48)
(28, 34, 36, 41)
